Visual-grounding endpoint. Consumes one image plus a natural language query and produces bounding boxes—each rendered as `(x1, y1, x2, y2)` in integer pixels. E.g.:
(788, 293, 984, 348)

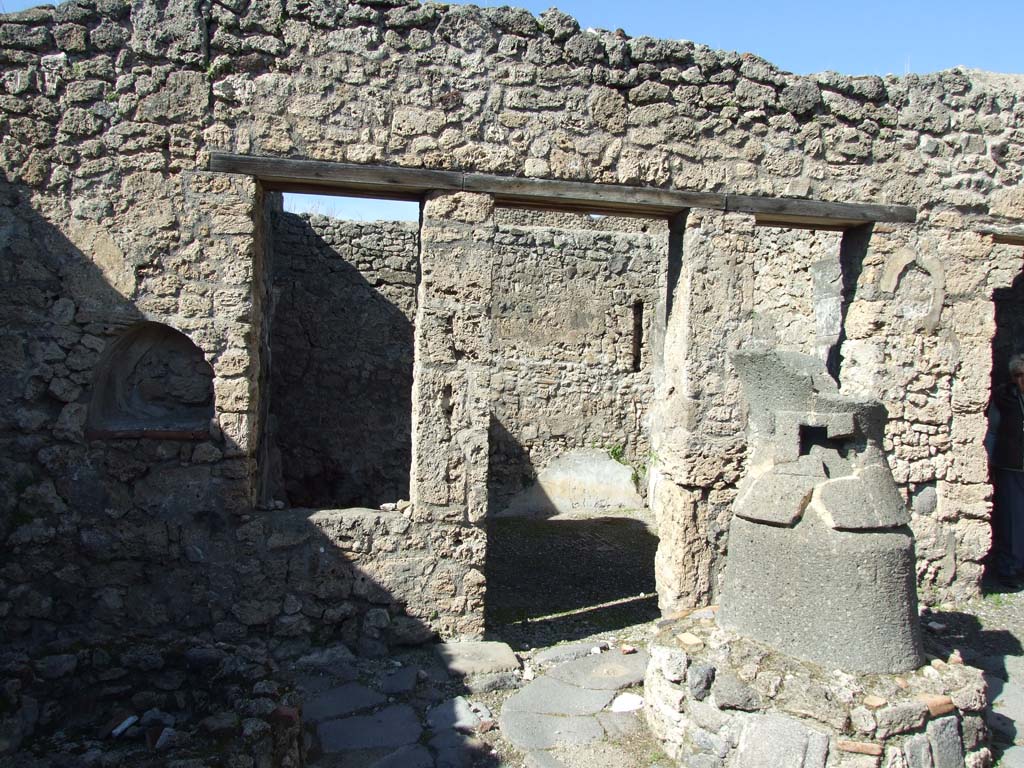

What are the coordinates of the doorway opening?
(987, 265, 1024, 587)
(484, 207, 664, 649)
(263, 192, 420, 509)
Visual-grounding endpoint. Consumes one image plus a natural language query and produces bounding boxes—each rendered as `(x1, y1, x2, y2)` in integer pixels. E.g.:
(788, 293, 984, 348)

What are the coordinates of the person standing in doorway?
(986, 353, 1024, 585)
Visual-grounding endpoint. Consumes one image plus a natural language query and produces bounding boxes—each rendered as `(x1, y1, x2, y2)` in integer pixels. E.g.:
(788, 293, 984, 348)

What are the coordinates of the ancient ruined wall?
(1, 0, 1023, 685)
(267, 210, 419, 509)
(488, 208, 665, 509)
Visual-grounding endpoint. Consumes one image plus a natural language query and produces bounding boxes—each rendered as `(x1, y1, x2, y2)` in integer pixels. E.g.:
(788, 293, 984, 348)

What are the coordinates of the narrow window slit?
(632, 300, 644, 372)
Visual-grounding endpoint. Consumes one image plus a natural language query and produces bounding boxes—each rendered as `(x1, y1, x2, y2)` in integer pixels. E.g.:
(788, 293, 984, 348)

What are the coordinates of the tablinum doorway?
(483, 208, 664, 647)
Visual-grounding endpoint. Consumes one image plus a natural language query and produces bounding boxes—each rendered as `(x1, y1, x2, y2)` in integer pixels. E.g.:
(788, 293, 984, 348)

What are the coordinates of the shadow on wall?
(487, 415, 537, 512)
(266, 211, 415, 509)
(0, 177, 498, 766)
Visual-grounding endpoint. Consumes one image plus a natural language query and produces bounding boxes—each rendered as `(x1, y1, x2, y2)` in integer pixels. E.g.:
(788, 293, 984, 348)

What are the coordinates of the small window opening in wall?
(799, 424, 849, 458)
(632, 300, 644, 372)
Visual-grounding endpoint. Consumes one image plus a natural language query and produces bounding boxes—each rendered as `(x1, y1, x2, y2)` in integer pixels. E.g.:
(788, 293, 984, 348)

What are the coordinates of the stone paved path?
(499, 646, 650, 766)
(280, 555, 1024, 767)
(290, 636, 667, 768)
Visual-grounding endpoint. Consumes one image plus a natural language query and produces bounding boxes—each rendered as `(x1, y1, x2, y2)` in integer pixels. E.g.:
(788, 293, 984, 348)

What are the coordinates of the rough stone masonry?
(0, 0, 1023, 759)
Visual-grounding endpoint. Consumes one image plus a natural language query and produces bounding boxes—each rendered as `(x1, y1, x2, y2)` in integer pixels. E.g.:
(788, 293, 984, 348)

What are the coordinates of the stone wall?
(267, 209, 419, 508)
(1, 0, 1024, 713)
(489, 208, 665, 509)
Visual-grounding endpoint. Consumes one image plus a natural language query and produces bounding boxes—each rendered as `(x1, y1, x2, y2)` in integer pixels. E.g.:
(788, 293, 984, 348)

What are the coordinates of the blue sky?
(4, 0, 1020, 219)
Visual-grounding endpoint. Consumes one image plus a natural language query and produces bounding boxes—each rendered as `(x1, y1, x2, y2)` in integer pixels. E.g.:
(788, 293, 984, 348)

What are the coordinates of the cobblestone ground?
(482, 509, 670, 767)
(294, 508, 671, 768)
(485, 510, 661, 649)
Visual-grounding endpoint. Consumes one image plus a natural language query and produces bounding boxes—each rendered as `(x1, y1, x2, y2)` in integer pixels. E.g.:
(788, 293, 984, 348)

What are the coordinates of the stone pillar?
(410, 191, 495, 635)
(178, 172, 266, 508)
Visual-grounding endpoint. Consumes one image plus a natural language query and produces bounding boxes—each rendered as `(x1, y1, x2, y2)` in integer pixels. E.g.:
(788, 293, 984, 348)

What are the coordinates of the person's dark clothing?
(990, 382, 1024, 470)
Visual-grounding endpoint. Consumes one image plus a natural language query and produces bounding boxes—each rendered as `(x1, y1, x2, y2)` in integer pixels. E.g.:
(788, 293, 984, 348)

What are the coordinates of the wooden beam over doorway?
(209, 152, 917, 227)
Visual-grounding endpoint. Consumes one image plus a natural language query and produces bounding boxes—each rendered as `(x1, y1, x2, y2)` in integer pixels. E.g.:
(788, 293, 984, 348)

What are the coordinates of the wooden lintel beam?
(729, 194, 916, 225)
(468, 172, 722, 214)
(210, 153, 463, 196)
(209, 152, 918, 226)
(754, 215, 852, 232)
(984, 229, 1024, 247)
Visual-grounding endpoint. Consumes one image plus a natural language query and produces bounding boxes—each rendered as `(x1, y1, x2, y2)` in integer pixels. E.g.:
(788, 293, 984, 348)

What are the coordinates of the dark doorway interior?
(987, 270, 1024, 584)
(483, 208, 664, 647)
(265, 194, 420, 509)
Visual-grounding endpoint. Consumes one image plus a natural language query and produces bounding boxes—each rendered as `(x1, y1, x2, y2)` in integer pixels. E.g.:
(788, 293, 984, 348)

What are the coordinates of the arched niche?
(86, 322, 215, 439)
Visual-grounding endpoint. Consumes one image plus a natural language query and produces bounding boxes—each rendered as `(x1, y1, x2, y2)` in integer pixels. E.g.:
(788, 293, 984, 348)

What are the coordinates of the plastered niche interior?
(86, 321, 215, 439)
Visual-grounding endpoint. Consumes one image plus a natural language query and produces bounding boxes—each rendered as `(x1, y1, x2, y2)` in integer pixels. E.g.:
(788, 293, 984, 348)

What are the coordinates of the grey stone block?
(925, 715, 965, 768)
(317, 704, 422, 752)
(712, 671, 761, 712)
(720, 350, 925, 674)
(504, 676, 615, 716)
(498, 710, 604, 751)
(547, 650, 649, 690)
(295, 643, 355, 669)
(690, 698, 730, 733)
(379, 666, 419, 694)
(691, 725, 729, 758)
(689, 662, 715, 701)
(534, 641, 604, 667)
(818, 464, 910, 530)
(436, 641, 520, 676)
(734, 471, 819, 526)
(595, 710, 643, 739)
(303, 682, 386, 723)
(804, 729, 829, 768)
(650, 643, 688, 683)
(875, 702, 929, 738)
(719, 515, 924, 674)
(903, 733, 934, 768)
(733, 713, 828, 768)
(427, 696, 481, 733)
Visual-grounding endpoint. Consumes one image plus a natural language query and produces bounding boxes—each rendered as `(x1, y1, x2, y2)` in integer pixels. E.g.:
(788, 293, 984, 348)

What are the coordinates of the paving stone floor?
(290, 632, 669, 768)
